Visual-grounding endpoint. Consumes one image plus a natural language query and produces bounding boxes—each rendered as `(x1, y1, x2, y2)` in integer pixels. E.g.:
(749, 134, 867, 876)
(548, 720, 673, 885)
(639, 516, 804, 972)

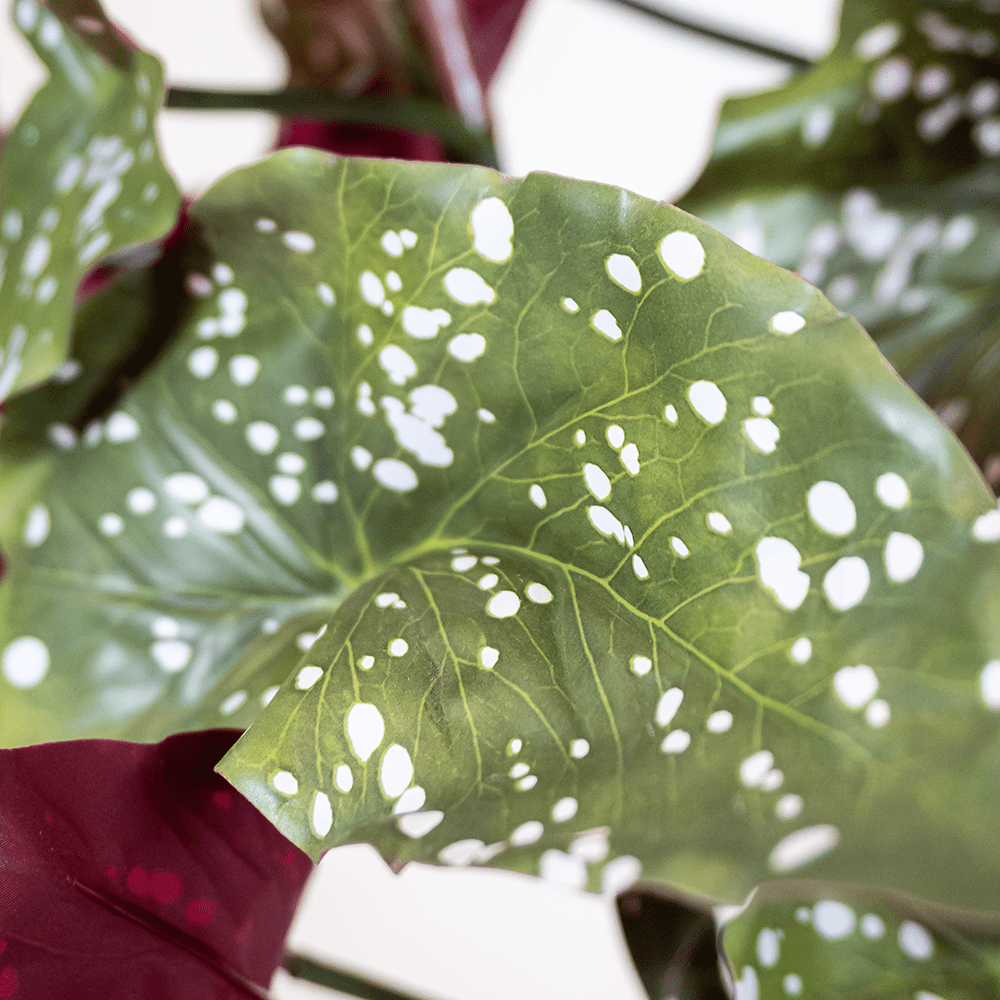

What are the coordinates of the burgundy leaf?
(267, 0, 529, 161)
(0, 729, 313, 999)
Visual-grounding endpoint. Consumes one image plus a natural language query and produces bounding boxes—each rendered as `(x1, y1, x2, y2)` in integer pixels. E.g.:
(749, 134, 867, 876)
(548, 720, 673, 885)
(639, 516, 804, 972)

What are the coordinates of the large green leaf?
(679, 0, 1000, 477)
(0, 0, 180, 400)
(2, 152, 999, 918)
(719, 883, 1000, 999)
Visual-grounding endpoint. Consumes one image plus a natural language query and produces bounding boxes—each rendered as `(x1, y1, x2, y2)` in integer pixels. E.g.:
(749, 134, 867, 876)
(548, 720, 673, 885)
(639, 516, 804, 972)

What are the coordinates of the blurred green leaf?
(680, 0, 1000, 480)
(720, 883, 1000, 999)
(0, 0, 180, 400)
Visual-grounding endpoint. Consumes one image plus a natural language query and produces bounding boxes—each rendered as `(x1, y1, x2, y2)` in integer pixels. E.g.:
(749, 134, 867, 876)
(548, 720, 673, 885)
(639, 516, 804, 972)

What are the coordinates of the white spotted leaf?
(0, 0, 181, 401)
(680, 0, 1000, 478)
(720, 884, 1000, 999)
(0, 153, 998, 918)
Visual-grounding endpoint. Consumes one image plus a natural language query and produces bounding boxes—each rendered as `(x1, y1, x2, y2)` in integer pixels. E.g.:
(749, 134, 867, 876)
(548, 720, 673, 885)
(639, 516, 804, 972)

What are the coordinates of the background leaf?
(679, 0, 1000, 482)
(0, 728, 313, 999)
(0, 0, 180, 400)
(719, 882, 1000, 999)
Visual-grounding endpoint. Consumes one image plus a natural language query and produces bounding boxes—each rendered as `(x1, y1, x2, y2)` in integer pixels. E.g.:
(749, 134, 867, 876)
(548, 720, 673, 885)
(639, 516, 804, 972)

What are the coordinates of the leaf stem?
(164, 87, 500, 169)
(282, 952, 438, 1000)
(594, 0, 814, 69)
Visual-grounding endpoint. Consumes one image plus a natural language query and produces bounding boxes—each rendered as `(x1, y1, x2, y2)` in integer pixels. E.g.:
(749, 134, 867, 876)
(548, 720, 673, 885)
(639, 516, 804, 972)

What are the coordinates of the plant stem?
(596, 0, 814, 69)
(282, 952, 437, 1000)
(164, 87, 500, 169)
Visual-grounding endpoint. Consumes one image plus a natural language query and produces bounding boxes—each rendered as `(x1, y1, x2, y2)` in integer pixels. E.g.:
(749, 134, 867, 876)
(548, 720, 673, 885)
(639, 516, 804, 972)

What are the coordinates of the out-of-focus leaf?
(0, 0, 181, 401)
(616, 888, 727, 1000)
(679, 0, 1000, 481)
(2, 151, 999, 918)
(266, 0, 526, 162)
(719, 883, 1000, 999)
(0, 728, 313, 999)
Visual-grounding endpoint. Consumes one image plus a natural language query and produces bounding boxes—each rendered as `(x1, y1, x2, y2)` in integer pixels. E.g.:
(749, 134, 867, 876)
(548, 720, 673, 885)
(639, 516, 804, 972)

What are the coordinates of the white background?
(0, 2, 839, 998)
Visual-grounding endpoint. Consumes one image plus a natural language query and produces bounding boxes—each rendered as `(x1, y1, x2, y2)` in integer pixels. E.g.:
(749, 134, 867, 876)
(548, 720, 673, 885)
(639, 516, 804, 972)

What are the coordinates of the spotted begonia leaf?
(679, 0, 1000, 480)
(1, 153, 999, 917)
(719, 884, 1000, 999)
(0, 0, 181, 401)
(0, 728, 313, 999)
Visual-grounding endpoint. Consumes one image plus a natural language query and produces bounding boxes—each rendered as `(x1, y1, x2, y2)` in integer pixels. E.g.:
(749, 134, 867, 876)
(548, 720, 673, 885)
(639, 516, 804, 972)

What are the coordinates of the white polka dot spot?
(23, 504, 50, 547)
(707, 511, 732, 535)
(656, 688, 683, 727)
(282, 231, 315, 253)
(443, 267, 495, 305)
(661, 729, 690, 753)
(471, 197, 514, 262)
(583, 463, 612, 500)
(707, 710, 732, 733)
(885, 532, 923, 582)
(346, 702, 385, 762)
(2, 636, 49, 688)
(105, 411, 139, 442)
(605, 253, 642, 292)
(398, 810, 444, 838)
(487, 591, 520, 618)
(808, 481, 856, 536)
(188, 347, 218, 378)
(823, 557, 870, 610)
(630, 655, 652, 676)
(220, 690, 247, 715)
(769, 824, 840, 872)
(272, 770, 299, 795)
(380, 744, 413, 798)
(448, 333, 486, 361)
(898, 920, 934, 960)
(311, 791, 333, 837)
(775, 794, 803, 820)
(479, 646, 499, 669)
(658, 231, 705, 279)
(813, 900, 856, 940)
(770, 311, 806, 334)
(230, 355, 260, 386)
(591, 310, 622, 341)
(511, 821, 544, 846)
(790, 637, 812, 663)
(198, 497, 245, 534)
(335, 764, 354, 792)
(687, 380, 726, 425)
(373, 458, 418, 492)
(755, 537, 809, 610)
(246, 421, 279, 454)
(151, 640, 191, 673)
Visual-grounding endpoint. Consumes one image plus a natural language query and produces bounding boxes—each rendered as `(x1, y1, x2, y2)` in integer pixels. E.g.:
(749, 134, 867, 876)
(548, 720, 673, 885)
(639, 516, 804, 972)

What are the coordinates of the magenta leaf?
(268, 0, 528, 161)
(0, 729, 313, 999)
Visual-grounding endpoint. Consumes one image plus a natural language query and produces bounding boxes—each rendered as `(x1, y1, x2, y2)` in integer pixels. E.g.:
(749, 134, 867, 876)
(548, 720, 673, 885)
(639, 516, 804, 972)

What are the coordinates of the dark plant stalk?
(282, 952, 438, 1000)
(596, 0, 814, 69)
(164, 87, 500, 169)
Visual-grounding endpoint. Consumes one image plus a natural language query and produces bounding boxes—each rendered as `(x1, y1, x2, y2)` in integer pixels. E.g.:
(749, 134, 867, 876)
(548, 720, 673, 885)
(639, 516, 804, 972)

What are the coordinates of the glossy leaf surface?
(0, 0, 180, 400)
(720, 884, 1000, 999)
(0, 728, 313, 999)
(680, 0, 1000, 477)
(2, 152, 999, 916)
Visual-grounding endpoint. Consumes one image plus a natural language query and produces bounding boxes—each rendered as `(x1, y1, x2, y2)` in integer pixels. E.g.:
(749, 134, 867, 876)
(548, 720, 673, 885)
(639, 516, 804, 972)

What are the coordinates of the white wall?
(0, 2, 839, 998)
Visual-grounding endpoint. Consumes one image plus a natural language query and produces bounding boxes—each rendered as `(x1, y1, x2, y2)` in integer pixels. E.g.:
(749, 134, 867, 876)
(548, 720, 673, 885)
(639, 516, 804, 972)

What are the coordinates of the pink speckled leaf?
(0, 728, 312, 999)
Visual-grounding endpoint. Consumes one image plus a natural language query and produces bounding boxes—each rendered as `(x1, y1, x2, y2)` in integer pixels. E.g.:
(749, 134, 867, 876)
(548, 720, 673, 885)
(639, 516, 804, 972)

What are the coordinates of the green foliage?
(680, 0, 1000, 476)
(3, 1, 1000, 997)
(0, 0, 180, 400)
(3, 150, 1000, 929)
(720, 884, 1000, 999)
